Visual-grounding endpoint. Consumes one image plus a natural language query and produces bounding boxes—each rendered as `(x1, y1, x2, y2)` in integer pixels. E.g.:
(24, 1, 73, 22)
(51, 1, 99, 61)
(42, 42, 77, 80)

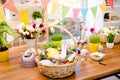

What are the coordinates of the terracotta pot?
(0, 49, 9, 62)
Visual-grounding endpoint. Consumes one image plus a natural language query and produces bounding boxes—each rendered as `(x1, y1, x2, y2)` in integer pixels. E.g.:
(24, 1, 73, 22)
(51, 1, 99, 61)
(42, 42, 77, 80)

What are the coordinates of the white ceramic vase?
(26, 39, 35, 48)
(106, 42, 114, 49)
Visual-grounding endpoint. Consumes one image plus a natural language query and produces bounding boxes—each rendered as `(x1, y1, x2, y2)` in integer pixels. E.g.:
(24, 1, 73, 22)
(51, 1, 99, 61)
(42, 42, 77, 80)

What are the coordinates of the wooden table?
(0, 43, 120, 80)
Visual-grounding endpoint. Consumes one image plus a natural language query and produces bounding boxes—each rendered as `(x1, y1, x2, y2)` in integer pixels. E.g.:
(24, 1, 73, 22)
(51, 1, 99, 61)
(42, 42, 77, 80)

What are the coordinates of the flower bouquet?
(15, 22, 45, 39)
(15, 22, 46, 48)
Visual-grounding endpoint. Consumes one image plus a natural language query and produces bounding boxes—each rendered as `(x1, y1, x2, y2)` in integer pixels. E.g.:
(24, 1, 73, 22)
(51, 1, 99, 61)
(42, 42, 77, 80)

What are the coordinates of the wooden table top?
(0, 43, 120, 80)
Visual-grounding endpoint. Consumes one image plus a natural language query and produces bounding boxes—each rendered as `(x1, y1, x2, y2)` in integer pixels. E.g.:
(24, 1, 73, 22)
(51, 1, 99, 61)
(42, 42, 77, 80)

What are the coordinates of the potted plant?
(106, 32, 115, 48)
(51, 34, 62, 48)
(32, 11, 42, 23)
(0, 20, 14, 62)
(89, 35, 101, 52)
(89, 28, 101, 52)
(15, 22, 46, 48)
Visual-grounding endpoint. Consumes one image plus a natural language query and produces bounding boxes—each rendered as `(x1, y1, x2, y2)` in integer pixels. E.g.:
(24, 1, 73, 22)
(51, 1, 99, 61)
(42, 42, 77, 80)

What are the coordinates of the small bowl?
(90, 52, 105, 61)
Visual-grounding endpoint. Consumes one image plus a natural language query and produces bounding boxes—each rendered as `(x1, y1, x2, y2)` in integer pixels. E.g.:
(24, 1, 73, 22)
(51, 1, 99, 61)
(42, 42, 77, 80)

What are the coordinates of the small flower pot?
(106, 42, 114, 49)
(89, 43, 100, 53)
(51, 40, 62, 48)
(0, 49, 9, 62)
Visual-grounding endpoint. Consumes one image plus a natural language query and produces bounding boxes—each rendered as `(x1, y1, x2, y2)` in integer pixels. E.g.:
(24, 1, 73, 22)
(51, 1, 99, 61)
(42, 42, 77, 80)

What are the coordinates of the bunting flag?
(81, 8, 88, 21)
(106, 0, 114, 9)
(19, 9, 30, 24)
(41, 0, 51, 10)
(62, 5, 69, 19)
(3, 0, 19, 14)
(73, 8, 80, 21)
(90, 6, 97, 18)
(0, 2, 2, 6)
(100, 2, 106, 13)
(52, 0, 60, 15)
(0, 7, 6, 21)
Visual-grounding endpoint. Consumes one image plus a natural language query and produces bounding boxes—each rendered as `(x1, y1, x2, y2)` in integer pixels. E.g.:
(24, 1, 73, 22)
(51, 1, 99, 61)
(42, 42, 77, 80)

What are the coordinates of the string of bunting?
(0, 0, 110, 24)
(51, 1, 107, 21)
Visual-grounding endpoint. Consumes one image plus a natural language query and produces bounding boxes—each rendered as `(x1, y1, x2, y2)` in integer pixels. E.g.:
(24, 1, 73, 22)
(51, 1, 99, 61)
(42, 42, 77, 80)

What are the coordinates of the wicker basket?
(35, 25, 78, 78)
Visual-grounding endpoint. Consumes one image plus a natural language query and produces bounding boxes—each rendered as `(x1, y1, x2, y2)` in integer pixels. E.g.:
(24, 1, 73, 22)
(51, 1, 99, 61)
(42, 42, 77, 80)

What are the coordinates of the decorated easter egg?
(78, 49, 81, 54)
(46, 48, 59, 58)
(98, 45, 103, 51)
(80, 39, 84, 44)
(81, 49, 88, 57)
(61, 59, 69, 64)
(39, 60, 54, 65)
(70, 46, 75, 51)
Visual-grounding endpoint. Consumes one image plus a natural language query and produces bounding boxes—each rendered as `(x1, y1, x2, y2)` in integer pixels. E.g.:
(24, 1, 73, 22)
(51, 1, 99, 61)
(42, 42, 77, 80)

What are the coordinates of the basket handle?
(35, 25, 79, 59)
(94, 11, 120, 30)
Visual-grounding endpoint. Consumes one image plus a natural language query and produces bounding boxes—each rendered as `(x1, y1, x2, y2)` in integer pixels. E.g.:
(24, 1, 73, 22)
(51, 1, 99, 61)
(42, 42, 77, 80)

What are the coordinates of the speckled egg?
(98, 45, 103, 51)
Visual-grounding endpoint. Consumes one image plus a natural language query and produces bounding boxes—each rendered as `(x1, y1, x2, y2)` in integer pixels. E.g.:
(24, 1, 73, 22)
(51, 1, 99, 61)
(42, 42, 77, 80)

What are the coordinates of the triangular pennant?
(73, 8, 80, 21)
(81, 8, 88, 21)
(107, 0, 114, 9)
(52, 0, 60, 15)
(62, 5, 69, 19)
(0, 7, 6, 21)
(41, 0, 51, 10)
(100, 2, 106, 13)
(0, 2, 2, 6)
(3, 0, 19, 14)
(90, 6, 97, 18)
(19, 9, 30, 24)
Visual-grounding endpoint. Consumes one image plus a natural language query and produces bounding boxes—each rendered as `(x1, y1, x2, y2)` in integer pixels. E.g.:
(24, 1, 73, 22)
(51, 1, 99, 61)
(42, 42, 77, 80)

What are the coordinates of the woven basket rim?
(35, 56, 78, 68)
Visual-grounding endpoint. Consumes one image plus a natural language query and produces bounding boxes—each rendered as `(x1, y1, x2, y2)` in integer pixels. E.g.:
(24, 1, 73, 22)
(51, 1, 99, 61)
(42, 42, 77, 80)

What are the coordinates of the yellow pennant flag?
(100, 2, 106, 13)
(52, 0, 60, 15)
(0, 7, 6, 21)
(19, 9, 30, 24)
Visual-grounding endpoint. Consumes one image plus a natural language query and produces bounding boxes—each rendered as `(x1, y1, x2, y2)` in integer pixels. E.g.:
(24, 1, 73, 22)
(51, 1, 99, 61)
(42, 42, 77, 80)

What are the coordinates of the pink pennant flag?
(107, 0, 114, 9)
(41, 0, 51, 10)
(73, 8, 80, 21)
(3, 0, 19, 14)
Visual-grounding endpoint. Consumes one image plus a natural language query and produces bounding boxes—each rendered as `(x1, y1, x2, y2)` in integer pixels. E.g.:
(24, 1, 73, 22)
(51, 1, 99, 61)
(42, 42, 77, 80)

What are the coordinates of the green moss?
(51, 34, 62, 41)
(90, 35, 101, 43)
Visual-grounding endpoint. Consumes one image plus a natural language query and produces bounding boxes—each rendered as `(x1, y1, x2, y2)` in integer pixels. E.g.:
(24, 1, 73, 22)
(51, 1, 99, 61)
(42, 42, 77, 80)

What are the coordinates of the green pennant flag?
(91, 6, 97, 18)
(62, 5, 69, 19)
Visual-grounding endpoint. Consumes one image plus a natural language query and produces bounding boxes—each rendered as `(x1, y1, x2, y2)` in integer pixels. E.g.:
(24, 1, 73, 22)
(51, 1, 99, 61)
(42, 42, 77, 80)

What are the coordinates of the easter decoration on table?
(35, 25, 78, 78)
(20, 48, 36, 67)
(80, 49, 88, 60)
(98, 45, 104, 52)
(90, 52, 105, 61)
